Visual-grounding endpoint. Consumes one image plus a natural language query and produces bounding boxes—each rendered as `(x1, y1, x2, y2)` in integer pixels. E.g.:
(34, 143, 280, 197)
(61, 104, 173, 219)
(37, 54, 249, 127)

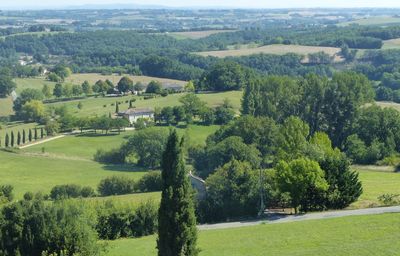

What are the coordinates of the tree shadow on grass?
(101, 163, 153, 173)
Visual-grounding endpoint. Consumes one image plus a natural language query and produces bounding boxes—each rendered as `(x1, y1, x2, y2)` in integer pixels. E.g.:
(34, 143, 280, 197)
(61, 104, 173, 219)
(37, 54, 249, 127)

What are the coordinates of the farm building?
(121, 108, 154, 124)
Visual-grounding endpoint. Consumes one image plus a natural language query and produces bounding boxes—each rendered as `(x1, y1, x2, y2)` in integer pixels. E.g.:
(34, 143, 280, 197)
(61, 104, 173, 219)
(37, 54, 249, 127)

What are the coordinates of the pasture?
(383, 38, 400, 49)
(195, 44, 342, 61)
(105, 213, 400, 256)
(166, 30, 235, 40)
(339, 16, 400, 26)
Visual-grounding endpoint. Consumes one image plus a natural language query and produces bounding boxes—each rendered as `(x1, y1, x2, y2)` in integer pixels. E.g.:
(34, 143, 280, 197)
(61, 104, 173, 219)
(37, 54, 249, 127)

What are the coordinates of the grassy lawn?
(0, 122, 41, 140)
(14, 77, 56, 93)
(351, 167, 400, 209)
(82, 192, 161, 208)
(195, 44, 343, 62)
(0, 96, 13, 117)
(0, 150, 148, 199)
(105, 213, 400, 256)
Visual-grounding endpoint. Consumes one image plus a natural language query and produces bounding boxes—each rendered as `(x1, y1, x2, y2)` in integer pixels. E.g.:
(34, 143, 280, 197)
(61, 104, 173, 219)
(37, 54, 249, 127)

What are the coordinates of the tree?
(214, 99, 235, 125)
(157, 130, 198, 256)
(146, 80, 163, 94)
(20, 100, 46, 122)
(22, 129, 26, 144)
(17, 131, 21, 145)
(10, 131, 14, 147)
(184, 81, 195, 92)
(13, 88, 44, 112)
(28, 129, 32, 142)
(0, 74, 16, 98)
(179, 94, 206, 120)
(40, 127, 44, 139)
(115, 102, 119, 113)
(62, 84, 73, 98)
(117, 76, 134, 93)
(134, 82, 145, 92)
(199, 160, 259, 222)
(276, 158, 328, 213)
(5, 133, 9, 147)
(81, 80, 92, 94)
(42, 84, 52, 98)
(45, 121, 60, 136)
(72, 84, 83, 96)
(53, 83, 63, 98)
(200, 61, 246, 91)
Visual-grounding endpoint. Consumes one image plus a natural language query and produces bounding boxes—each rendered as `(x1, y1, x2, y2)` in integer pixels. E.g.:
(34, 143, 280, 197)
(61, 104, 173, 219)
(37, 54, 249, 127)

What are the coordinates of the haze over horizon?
(3, 0, 400, 10)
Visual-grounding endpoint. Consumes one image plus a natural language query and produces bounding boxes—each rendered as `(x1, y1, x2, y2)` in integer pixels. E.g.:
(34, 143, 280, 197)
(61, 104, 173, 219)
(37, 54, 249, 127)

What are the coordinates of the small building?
(121, 108, 154, 124)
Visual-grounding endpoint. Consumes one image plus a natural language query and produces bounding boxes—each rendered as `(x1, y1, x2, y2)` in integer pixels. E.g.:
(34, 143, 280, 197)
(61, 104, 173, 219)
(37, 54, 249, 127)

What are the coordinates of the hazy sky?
(3, 0, 400, 8)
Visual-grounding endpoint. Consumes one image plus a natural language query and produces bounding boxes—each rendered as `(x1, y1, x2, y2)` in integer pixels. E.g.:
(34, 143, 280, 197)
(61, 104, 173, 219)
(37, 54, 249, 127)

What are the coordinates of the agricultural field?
(351, 167, 400, 209)
(339, 16, 400, 26)
(383, 38, 400, 49)
(105, 213, 400, 256)
(166, 30, 235, 40)
(195, 44, 343, 62)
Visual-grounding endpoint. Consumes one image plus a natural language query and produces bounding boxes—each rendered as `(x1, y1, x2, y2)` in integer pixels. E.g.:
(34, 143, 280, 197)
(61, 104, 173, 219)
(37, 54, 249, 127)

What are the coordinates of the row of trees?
(1, 128, 45, 148)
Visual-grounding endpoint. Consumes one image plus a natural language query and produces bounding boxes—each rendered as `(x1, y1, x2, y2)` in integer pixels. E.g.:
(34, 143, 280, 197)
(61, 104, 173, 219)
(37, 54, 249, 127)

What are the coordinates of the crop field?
(351, 167, 400, 209)
(166, 30, 235, 40)
(339, 16, 400, 26)
(195, 44, 343, 61)
(105, 213, 400, 256)
(383, 38, 400, 49)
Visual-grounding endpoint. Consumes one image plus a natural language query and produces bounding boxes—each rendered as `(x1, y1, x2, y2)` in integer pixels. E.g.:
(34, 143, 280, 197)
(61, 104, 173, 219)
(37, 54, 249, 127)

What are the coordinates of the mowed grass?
(351, 167, 400, 209)
(105, 213, 400, 256)
(22, 124, 219, 159)
(166, 30, 235, 40)
(195, 44, 343, 62)
(47, 91, 243, 117)
(0, 96, 13, 117)
(0, 150, 148, 199)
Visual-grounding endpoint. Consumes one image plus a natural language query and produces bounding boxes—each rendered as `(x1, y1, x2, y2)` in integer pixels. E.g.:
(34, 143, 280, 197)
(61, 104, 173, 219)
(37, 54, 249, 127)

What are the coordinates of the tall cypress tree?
(22, 129, 26, 144)
(5, 133, 9, 147)
(41, 127, 44, 139)
(34, 128, 38, 140)
(28, 129, 32, 142)
(115, 102, 119, 113)
(17, 132, 21, 146)
(157, 130, 198, 256)
(10, 131, 14, 147)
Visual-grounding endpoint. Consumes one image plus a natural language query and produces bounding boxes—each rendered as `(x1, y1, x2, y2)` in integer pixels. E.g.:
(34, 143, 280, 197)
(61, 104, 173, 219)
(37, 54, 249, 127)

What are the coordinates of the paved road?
(198, 206, 400, 230)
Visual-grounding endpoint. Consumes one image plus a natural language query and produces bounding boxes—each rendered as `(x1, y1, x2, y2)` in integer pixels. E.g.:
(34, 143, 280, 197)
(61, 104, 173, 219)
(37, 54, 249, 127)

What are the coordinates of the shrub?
(129, 200, 158, 237)
(50, 184, 95, 200)
(94, 148, 125, 164)
(98, 176, 136, 196)
(136, 171, 162, 192)
(0, 184, 13, 203)
(378, 194, 400, 206)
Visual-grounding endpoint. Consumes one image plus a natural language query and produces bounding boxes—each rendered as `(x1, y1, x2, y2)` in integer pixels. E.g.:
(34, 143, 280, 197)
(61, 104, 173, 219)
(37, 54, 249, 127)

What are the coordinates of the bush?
(136, 172, 162, 192)
(50, 184, 96, 200)
(129, 200, 158, 237)
(0, 184, 13, 203)
(378, 194, 400, 206)
(98, 176, 136, 196)
(94, 148, 125, 164)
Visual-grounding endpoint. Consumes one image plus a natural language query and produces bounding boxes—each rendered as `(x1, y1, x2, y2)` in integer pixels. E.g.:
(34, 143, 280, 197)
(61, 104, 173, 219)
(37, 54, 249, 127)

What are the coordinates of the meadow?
(195, 44, 343, 62)
(105, 213, 400, 256)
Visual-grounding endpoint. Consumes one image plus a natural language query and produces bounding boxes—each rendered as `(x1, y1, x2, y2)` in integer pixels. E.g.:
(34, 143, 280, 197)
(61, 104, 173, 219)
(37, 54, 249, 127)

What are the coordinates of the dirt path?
(18, 135, 66, 149)
(198, 206, 400, 230)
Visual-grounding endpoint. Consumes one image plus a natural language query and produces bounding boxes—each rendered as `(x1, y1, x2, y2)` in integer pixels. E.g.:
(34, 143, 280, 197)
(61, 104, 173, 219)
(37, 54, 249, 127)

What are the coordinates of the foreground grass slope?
(106, 213, 400, 256)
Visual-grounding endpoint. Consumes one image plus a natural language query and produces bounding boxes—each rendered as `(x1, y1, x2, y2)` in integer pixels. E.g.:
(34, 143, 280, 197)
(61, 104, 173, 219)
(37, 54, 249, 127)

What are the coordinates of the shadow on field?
(101, 164, 149, 173)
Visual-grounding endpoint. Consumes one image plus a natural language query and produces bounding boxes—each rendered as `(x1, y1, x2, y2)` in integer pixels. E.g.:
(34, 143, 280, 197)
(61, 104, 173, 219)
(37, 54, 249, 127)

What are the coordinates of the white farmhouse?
(122, 108, 154, 124)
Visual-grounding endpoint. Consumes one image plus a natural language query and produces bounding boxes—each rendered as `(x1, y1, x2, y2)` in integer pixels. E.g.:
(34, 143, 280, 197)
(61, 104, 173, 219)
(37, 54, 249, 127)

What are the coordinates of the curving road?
(198, 205, 400, 230)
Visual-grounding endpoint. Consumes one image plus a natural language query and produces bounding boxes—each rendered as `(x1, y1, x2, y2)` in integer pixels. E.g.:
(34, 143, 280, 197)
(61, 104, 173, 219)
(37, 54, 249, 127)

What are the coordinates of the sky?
(3, 0, 400, 9)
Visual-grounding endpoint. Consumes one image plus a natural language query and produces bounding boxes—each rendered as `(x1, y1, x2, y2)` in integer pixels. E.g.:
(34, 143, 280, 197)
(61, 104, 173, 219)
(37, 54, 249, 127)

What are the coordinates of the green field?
(195, 44, 343, 62)
(166, 30, 234, 40)
(105, 213, 400, 256)
(383, 38, 400, 49)
(352, 167, 400, 209)
(0, 96, 13, 117)
(0, 124, 218, 198)
(340, 16, 400, 26)
(46, 91, 242, 117)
